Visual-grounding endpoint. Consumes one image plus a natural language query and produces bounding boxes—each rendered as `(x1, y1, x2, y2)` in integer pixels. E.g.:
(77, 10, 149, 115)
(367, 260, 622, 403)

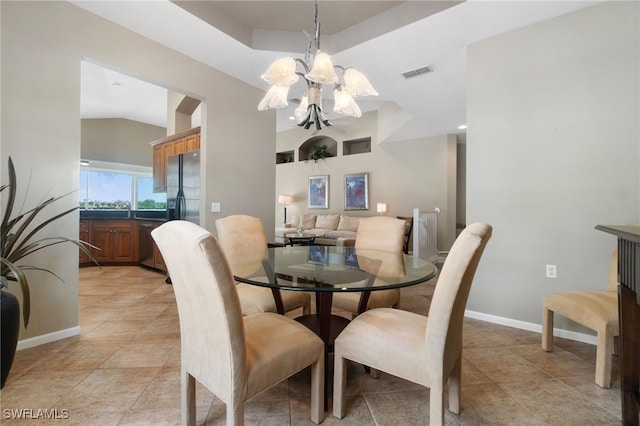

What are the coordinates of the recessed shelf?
(343, 137, 371, 155)
(298, 136, 338, 162)
(276, 150, 294, 164)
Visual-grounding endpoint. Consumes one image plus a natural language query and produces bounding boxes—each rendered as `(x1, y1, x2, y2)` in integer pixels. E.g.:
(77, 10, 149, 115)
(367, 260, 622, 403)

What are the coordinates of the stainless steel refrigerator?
(166, 150, 200, 224)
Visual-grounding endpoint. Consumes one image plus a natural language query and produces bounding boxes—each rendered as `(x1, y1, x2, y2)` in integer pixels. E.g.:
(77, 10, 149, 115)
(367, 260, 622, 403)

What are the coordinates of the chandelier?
(257, 1, 378, 130)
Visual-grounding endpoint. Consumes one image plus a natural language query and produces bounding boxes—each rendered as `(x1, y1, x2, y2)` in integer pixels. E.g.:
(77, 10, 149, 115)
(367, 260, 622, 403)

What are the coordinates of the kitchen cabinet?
(152, 142, 175, 193)
(153, 223, 167, 272)
(79, 220, 91, 264)
(90, 220, 138, 263)
(150, 127, 200, 193)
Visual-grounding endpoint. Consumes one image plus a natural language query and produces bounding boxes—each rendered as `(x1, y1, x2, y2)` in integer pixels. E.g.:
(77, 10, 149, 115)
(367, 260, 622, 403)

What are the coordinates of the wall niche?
(298, 135, 338, 162)
(343, 137, 372, 155)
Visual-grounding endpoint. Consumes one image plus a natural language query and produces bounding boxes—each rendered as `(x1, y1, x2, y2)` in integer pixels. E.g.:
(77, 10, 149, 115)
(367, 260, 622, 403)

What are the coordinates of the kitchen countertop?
(80, 210, 168, 222)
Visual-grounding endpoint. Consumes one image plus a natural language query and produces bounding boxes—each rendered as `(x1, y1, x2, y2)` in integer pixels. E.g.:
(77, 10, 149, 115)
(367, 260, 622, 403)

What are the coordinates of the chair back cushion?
(216, 215, 267, 254)
(425, 222, 492, 379)
(216, 215, 268, 276)
(152, 221, 246, 401)
(355, 216, 405, 254)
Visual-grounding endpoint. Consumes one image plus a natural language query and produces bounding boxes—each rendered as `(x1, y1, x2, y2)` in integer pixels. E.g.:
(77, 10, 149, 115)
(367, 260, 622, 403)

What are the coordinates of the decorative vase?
(1, 291, 20, 388)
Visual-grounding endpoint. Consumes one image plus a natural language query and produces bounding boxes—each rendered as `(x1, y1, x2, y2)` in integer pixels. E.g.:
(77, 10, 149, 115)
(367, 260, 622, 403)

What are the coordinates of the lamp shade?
(295, 94, 309, 124)
(278, 195, 294, 204)
(258, 85, 290, 111)
(261, 57, 299, 86)
(333, 86, 361, 117)
(305, 52, 338, 85)
(376, 203, 387, 214)
(344, 68, 379, 97)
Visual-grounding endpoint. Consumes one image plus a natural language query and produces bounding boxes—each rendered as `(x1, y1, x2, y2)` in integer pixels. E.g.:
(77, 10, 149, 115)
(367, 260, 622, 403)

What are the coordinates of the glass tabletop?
(228, 245, 438, 292)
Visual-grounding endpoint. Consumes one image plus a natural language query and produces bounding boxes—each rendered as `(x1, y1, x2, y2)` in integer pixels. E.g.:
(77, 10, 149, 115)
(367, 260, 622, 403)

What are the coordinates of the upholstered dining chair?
(333, 223, 492, 426)
(397, 215, 414, 254)
(152, 221, 324, 426)
(216, 214, 311, 316)
(332, 216, 406, 316)
(542, 249, 619, 388)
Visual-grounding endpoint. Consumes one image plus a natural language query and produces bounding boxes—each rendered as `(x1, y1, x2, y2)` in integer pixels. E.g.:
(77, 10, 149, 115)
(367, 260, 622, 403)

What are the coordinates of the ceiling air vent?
(401, 65, 433, 79)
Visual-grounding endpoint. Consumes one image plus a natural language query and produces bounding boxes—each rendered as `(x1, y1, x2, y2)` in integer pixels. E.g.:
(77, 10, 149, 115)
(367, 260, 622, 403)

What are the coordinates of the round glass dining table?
(228, 245, 438, 348)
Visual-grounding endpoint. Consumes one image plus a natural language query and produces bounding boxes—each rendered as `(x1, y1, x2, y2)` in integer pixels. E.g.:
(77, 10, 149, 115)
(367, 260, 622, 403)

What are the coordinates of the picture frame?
(308, 175, 329, 209)
(308, 246, 329, 265)
(344, 172, 369, 210)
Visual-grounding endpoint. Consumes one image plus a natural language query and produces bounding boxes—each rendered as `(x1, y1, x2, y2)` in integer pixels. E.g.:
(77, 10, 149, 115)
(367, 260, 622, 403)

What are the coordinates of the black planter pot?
(1, 291, 20, 388)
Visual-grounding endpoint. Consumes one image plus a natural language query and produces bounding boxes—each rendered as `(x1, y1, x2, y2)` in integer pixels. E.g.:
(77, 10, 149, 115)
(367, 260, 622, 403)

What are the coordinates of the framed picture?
(308, 246, 328, 264)
(308, 175, 329, 209)
(344, 172, 369, 210)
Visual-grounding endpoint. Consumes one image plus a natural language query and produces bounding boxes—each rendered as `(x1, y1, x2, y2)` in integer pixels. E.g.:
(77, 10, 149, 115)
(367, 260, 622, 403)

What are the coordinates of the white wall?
(1, 1, 275, 343)
(81, 118, 165, 167)
(276, 110, 458, 249)
(466, 1, 639, 334)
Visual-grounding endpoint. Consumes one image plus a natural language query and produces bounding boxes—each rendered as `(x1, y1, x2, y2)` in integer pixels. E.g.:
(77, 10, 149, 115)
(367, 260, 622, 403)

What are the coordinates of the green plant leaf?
(1, 156, 101, 328)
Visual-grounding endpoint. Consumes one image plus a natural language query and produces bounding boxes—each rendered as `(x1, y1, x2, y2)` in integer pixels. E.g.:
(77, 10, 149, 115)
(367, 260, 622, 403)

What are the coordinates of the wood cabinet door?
(153, 144, 166, 193)
(90, 222, 114, 263)
(185, 134, 198, 152)
(174, 137, 186, 153)
(79, 220, 91, 264)
(89, 220, 136, 263)
(153, 142, 176, 193)
(111, 222, 136, 262)
(153, 241, 167, 272)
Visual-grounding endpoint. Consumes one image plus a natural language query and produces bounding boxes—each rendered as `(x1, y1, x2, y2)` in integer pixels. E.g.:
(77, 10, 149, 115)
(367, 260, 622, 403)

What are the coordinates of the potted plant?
(307, 144, 330, 163)
(1, 156, 98, 388)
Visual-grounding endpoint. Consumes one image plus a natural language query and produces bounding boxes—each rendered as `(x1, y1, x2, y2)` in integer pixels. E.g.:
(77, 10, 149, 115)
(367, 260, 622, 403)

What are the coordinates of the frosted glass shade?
(305, 52, 338, 84)
(333, 86, 361, 117)
(295, 94, 309, 123)
(260, 57, 299, 86)
(344, 68, 379, 97)
(257, 85, 289, 111)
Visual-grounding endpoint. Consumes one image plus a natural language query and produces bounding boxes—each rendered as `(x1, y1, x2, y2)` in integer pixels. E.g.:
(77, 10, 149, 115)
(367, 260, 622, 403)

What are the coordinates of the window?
(79, 164, 166, 210)
(136, 176, 166, 210)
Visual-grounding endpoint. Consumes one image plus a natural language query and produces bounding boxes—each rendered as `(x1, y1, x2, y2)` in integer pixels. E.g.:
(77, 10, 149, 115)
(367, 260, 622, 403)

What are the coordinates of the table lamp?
(377, 202, 387, 216)
(278, 195, 294, 224)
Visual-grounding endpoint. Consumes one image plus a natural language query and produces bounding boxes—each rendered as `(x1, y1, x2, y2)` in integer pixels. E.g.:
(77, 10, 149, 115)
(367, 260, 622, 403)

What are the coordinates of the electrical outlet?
(545, 264, 557, 279)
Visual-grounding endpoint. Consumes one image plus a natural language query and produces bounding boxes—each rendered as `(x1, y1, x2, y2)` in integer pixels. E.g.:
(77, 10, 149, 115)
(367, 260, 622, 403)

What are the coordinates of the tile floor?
(0, 265, 621, 425)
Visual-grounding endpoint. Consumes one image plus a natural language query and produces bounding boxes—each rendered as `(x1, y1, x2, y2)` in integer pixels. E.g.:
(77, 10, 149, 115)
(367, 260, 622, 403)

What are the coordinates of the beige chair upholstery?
(332, 216, 406, 315)
(542, 249, 619, 388)
(333, 223, 492, 425)
(152, 221, 324, 426)
(216, 215, 311, 316)
(397, 215, 414, 254)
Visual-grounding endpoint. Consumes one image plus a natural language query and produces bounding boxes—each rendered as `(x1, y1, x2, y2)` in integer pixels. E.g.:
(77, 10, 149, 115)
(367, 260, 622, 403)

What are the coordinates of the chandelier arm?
(294, 58, 310, 73)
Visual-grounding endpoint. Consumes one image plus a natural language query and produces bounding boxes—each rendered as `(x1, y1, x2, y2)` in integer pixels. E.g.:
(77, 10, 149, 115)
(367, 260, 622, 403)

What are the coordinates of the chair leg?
(310, 351, 325, 424)
(595, 328, 613, 388)
(182, 369, 196, 426)
(542, 306, 554, 352)
(333, 354, 348, 419)
(448, 354, 461, 414)
(369, 367, 380, 379)
(429, 380, 445, 426)
(228, 399, 244, 426)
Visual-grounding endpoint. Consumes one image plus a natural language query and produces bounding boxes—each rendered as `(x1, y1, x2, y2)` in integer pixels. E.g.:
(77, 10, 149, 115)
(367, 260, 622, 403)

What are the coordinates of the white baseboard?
(16, 327, 81, 351)
(464, 310, 598, 346)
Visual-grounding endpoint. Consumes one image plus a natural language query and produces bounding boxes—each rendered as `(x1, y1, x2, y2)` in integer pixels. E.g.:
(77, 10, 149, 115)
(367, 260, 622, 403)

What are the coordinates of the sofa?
(276, 213, 368, 246)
